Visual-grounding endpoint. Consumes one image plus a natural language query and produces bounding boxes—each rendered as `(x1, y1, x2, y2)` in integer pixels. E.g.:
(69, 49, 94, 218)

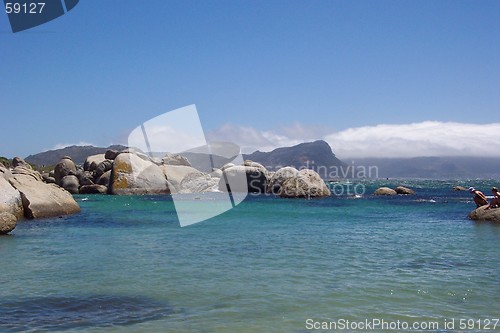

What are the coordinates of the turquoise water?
(1, 180, 500, 332)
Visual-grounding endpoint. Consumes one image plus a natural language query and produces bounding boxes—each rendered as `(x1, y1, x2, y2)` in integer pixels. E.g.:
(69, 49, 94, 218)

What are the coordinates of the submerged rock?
(374, 187, 397, 196)
(0, 212, 17, 234)
(394, 186, 416, 195)
(468, 206, 500, 223)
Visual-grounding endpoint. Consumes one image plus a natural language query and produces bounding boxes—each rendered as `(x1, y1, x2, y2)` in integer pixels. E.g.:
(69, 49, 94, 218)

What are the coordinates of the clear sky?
(1, 0, 500, 158)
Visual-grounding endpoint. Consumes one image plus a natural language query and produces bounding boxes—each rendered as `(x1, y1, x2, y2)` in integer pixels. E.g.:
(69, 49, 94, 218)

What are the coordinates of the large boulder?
(468, 206, 500, 223)
(394, 186, 416, 195)
(0, 176, 24, 219)
(84, 154, 106, 172)
(54, 157, 77, 184)
(162, 154, 192, 166)
(279, 169, 330, 198)
(267, 167, 299, 194)
(79, 184, 108, 194)
(61, 175, 80, 194)
(0, 212, 17, 235)
(374, 187, 397, 196)
(163, 165, 202, 187)
(178, 173, 218, 193)
(8, 174, 80, 219)
(218, 165, 269, 193)
(110, 153, 169, 195)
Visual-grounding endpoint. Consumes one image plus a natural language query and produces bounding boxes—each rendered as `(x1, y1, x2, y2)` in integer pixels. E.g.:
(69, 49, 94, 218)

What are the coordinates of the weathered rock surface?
(218, 165, 269, 193)
(12, 166, 43, 182)
(84, 154, 106, 172)
(178, 173, 218, 193)
(54, 157, 77, 184)
(163, 165, 202, 187)
(0, 212, 17, 235)
(0, 176, 24, 219)
(79, 184, 108, 194)
(210, 168, 223, 179)
(279, 169, 330, 198)
(110, 153, 169, 195)
(61, 175, 80, 194)
(374, 187, 397, 196)
(162, 154, 192, 166)
(8, 174, 80, 219)
(394, 186, 416, 195)
(468, 206, 500, 223)
(267, 167, 299, 194)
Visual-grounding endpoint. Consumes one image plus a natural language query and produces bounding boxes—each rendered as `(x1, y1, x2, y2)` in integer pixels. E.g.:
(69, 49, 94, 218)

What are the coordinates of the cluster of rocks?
(43, 149, 331, 199)
(373, 186, 416, 196)
(0, 158, 80, 235)
(468, 205, 500, 223)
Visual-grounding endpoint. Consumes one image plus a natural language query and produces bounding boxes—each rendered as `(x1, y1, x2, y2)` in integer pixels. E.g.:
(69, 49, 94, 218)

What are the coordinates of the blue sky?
(1, 0, 500, 158)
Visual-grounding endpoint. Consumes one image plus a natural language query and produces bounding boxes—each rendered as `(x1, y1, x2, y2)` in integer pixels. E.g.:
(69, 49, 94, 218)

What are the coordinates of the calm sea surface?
(1, 180, 500, 332)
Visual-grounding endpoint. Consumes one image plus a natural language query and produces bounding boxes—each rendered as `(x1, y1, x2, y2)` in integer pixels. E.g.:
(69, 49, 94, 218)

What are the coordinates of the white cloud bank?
(207, 121, 500, 158)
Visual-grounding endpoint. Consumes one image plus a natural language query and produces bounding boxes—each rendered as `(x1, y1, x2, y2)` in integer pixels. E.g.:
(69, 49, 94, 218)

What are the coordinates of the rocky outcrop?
(394, 186, 416, 195)
(279, 169, 330, 198)
(8, 173, 80, 219)
(218, 165, 269, 193)
(162, 154, 192, 166)
(0, 212, 17, 235)
(374, 187, 398, 196)
(267, 167, 299, 194)
(110, 153, 169, 195)
(0, 176, 24, 219)
(54, 157, 77, 184)
(468, 206, 500, 223)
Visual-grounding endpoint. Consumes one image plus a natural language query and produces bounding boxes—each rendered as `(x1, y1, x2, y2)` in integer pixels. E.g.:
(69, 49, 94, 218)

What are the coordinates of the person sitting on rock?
(485, 187, 500, 209)
(469, 187, 488, 208)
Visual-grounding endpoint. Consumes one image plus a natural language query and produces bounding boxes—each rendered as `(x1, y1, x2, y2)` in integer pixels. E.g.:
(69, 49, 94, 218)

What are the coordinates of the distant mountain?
(25, 145, 127, 166)
(348, 156, 500, 179)
(244, 140, 346, 177)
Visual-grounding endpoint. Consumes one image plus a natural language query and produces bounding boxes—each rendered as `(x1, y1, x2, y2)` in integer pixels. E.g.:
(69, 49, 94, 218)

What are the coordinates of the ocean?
(1, 179, 500, 333)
